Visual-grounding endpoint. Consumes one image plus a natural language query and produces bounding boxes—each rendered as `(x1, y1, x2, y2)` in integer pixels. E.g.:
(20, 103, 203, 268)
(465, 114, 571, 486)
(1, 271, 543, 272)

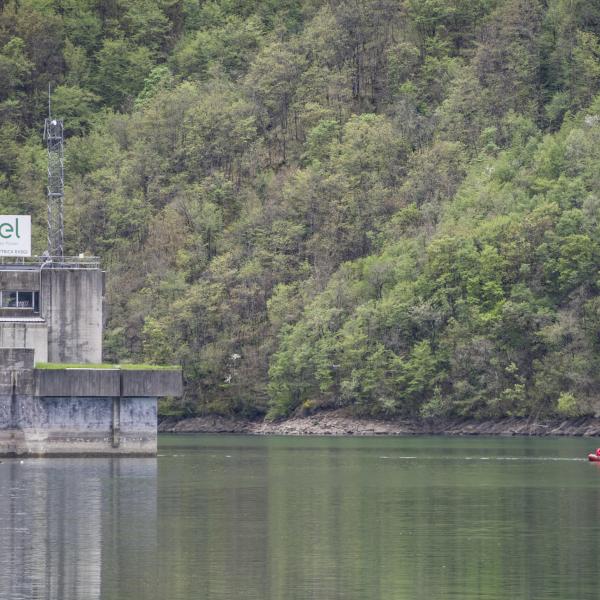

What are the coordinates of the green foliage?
(0, 37, 33, 100)
(94, 39, 154, 108)
(5, 0, 600, 420)
(134, 65, 174, 109)
(171, 15, 263, 80)
(556, 392, 582, 417)
(35, 362, 179, 370)
(51, 84, 99, 135)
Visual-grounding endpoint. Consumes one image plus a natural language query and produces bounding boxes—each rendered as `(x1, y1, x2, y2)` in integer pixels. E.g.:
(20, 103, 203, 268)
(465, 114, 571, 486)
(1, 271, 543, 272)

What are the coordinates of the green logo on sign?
(0, 218, 20, 239)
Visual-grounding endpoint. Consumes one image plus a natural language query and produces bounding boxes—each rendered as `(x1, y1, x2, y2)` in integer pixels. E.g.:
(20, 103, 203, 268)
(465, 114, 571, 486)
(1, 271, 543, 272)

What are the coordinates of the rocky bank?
(158, 412, 600, 437)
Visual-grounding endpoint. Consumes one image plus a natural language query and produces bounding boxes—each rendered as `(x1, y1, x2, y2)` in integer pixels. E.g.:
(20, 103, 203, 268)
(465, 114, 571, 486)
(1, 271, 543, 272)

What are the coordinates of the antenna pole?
(44, 84, 64, 259)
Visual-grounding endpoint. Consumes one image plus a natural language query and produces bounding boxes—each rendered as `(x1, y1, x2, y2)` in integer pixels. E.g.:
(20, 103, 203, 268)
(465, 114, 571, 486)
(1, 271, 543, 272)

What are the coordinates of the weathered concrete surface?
(0, 348, 34, 369)
(0, 267, 103, 364)
(42, 268, 103, 364)
(0, 321, 48, 362)
(121, 370, 183, 397)
(34, 368, 120, 397)
(159, 411, 600, 437)
(0, 269, 39, 290)
(0, 271, 45, 361)
(0, 396, 10, 428)
(0, 358, 181, 455)
(0, 395, 157, 456)
(33, 368, 182, 398)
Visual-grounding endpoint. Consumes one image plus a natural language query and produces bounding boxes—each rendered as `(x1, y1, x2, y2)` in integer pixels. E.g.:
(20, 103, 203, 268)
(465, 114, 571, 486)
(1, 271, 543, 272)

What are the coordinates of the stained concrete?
(0, 267, 103, 364)
(0, 395, 157, 455)
(0, 348, 34, 369)
(0, 351, 180, 456)
(42, 269, 103, 363)
(121, 370, 183, 397)
(34, 368, 182, 397)
(0, 321, 48, 362)
(0, 269, 39, 290)
(35, 369, 120, 397)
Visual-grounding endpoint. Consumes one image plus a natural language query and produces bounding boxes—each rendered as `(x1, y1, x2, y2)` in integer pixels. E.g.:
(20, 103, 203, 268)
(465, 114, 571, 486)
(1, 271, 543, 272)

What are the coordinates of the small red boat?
(589, 454, 600, 462)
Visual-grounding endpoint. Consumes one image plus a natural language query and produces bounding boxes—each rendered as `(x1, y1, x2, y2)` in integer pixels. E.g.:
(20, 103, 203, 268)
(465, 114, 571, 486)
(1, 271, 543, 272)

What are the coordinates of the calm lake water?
(1, 435, 600, 600)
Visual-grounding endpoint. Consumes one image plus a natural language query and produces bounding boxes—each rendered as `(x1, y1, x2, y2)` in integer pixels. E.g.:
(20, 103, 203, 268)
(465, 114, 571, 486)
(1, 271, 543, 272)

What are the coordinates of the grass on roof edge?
(35, 362, 181, 370)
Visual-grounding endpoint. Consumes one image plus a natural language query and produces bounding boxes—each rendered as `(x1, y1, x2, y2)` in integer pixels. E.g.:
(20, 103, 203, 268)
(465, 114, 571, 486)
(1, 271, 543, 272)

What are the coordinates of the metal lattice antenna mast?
(44, 83, 64, 259)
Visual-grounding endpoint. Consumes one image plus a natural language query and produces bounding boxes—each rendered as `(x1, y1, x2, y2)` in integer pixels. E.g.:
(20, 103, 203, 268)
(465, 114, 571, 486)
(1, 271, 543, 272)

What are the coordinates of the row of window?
(0, 290, 40, 312)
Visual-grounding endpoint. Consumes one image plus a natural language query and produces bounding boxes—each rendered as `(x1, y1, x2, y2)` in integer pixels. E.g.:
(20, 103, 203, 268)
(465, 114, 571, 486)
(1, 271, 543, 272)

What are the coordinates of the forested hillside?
(3, 0, 600, 420)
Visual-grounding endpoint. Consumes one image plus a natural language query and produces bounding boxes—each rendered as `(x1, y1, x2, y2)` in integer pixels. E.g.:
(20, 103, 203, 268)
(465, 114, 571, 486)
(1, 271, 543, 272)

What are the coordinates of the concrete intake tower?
(0, 104, 181, 456)
(0, 257, 181, 456)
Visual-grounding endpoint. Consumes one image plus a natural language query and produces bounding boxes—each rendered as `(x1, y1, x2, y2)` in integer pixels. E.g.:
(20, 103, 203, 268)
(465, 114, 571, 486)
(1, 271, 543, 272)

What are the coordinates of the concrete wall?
(0, 352, 181, 456)
(35, 368, 120, 396)
(0, 269, 39, 290)
(121, 370, 183, 397)
(0, 321, 48, 363)
(0, 347, 35, 369)
(0, 267, 104, 364)
(0, 395, 157, 456)
(41, 269, 103, 363)
(34, 368, 182, 397)
(0, 271, 46, 362)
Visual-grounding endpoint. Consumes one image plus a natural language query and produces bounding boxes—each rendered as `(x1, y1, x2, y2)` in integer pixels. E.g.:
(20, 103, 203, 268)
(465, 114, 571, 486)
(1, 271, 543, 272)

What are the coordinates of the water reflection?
(1, 437, 600, 600)
(151, 436, 600, 600)
(0, 458, 156, 600)
(151, 443, 270, 600)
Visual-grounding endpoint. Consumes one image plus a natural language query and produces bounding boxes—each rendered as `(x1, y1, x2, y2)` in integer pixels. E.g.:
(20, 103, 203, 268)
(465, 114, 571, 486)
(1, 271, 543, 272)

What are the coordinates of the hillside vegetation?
(3, 0, 600, 420)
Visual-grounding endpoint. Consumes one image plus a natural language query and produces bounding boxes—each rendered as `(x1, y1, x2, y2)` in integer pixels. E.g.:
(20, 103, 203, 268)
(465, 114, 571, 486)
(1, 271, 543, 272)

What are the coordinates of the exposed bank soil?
(158, 411, 600, 437)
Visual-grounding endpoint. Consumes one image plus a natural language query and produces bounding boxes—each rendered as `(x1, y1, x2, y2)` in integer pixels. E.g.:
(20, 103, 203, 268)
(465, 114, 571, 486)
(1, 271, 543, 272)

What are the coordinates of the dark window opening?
(0, 291, 40, 313)
(2, 291, 17, 308)
(17, 291, 32, 308)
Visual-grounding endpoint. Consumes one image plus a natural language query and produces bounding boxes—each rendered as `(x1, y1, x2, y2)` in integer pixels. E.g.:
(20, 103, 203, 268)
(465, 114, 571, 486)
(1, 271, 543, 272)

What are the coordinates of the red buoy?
(588, 454, 600, 462)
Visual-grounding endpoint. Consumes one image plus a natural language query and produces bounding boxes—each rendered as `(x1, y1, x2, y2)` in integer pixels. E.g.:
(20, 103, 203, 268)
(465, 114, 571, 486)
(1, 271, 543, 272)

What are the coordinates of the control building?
(0, 257, 103, 364)
(0, 256, 181, 457)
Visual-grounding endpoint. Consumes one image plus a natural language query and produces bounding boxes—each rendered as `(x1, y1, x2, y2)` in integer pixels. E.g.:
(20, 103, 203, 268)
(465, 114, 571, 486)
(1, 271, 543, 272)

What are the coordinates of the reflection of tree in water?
(2, 439, 599, 600)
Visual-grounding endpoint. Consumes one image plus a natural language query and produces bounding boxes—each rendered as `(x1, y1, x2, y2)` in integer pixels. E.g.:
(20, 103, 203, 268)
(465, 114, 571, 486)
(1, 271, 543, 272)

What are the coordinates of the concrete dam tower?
(0, 257, 103, 364)
(0, 102, 181, 457)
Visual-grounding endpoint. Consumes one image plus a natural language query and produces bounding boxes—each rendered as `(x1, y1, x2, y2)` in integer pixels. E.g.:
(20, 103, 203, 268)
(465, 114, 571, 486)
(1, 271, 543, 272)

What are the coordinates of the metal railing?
(0, 256, 101, 269)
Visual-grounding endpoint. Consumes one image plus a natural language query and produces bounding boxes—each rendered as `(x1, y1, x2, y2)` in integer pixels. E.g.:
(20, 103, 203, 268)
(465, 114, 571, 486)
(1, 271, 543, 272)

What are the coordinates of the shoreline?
(158, 412, 600, 437)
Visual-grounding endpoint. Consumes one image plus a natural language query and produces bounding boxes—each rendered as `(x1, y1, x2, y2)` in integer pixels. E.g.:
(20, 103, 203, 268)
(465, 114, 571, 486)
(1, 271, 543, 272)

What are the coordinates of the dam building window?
(0, 291, 40, 313)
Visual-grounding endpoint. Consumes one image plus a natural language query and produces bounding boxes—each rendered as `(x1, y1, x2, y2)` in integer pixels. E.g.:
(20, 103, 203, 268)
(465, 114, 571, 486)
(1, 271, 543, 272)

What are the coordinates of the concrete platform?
(0, 349, 182, 456)
(0, 396, 157, 456)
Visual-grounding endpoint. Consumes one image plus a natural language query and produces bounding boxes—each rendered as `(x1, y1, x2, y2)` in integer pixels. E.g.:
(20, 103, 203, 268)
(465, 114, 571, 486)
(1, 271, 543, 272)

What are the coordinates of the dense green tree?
(2, 0, 600, 420)
(93, 38, 154, 108)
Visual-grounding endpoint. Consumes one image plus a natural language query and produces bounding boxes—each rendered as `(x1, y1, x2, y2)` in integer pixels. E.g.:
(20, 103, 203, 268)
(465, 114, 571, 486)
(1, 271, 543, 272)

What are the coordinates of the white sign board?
(0, 215, 31, 257)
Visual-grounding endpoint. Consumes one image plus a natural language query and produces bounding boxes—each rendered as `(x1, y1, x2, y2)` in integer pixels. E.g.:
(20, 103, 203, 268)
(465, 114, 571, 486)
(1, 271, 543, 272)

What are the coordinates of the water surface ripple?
(1, 435, 599, 600)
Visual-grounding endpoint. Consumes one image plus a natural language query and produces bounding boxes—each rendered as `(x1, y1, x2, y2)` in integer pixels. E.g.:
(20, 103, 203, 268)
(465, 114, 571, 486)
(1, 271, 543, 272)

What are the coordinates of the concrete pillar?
(41, 269, 104, 364)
